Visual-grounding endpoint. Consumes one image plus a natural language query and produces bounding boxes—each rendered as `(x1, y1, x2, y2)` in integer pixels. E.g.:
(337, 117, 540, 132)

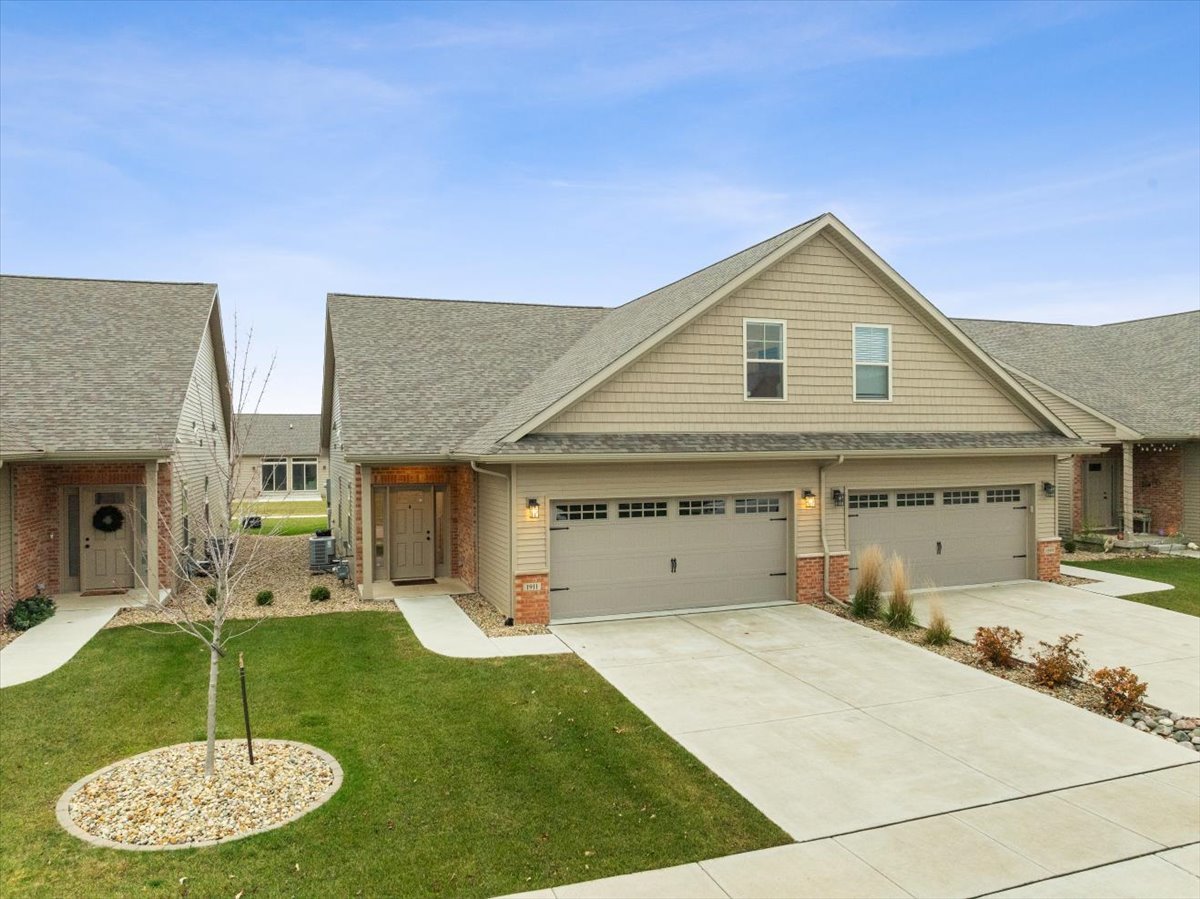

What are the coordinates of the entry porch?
(1075, 441, 1187, 539)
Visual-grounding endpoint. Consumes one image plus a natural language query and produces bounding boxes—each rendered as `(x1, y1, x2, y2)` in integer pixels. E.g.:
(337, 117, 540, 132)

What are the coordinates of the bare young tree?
(128, 313, 281, 776)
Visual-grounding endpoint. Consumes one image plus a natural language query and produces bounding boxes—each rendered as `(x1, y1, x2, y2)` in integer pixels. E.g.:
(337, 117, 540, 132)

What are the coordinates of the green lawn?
(234, 499, 327, 516)
(233, 515, 328, 536)
(1069, 556, 1200, 617)
(0, 614, 786, 897)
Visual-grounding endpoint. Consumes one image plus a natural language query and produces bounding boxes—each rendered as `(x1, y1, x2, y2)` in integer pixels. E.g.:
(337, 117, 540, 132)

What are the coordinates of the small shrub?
(1031, 633, 1088, 687)
(881, 555, 916, 629)
(924, 597, 953, 646)
(1092, 666, 1148, 717)
(6, 595, 56, 631)
(205, 586, 218, 605)
(851, 545, 885, 618)
(974, 625, 1024, 668)
(310, 585, 331, 602)
(255, 590, 274, 607)
(1062, 539, 1077, 553)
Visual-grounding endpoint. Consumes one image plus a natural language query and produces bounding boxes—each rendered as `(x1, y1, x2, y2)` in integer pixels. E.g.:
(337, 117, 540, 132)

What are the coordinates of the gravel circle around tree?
(57, 739, 342, 850)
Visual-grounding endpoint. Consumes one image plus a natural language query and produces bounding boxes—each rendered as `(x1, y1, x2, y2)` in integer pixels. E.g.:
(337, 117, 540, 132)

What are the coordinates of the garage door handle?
(670, 557, 677, 574)
(936, 541, 942, 555)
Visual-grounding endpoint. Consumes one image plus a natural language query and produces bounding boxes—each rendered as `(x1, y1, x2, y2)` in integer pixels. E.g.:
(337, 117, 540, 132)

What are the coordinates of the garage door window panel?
(853, 324, 891, 401)
(555, 503, 608, 521)
(849, 492, 888, 510)
(735, 496, 781, 514)
(744, 319, 786, 400)
(679, 498, 725, 516)
(896, 491, 935, 507)
(987, 489, 1022, 504)
(618, 501, 668, 519)
(943, 490, 979, 505)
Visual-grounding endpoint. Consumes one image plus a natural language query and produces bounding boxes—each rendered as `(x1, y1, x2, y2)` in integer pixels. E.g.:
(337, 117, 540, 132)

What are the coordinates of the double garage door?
(848, 486, 1031, 589)
(549, 494, 791, 622)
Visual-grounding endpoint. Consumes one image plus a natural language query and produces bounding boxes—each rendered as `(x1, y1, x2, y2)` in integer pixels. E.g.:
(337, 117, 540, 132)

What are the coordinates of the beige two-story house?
(321, 214, 1094, 624)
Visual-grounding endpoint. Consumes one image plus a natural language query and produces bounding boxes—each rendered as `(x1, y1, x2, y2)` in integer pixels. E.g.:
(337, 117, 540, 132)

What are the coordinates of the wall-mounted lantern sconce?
(1042, 482, 1056, 497)
(832, 488, 845, 507)
(801, 490, 817, 509)
(526, 497, 541, 520)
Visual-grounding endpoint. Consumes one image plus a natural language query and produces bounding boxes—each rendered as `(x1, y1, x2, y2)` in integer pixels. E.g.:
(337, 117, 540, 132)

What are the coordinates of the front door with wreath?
(82, 490, 135, 591)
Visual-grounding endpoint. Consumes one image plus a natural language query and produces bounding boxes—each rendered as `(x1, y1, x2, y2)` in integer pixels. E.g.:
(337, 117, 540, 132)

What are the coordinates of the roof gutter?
(459, 445, 1103, 464)
(470, 460, 516, 622)
(819, 455, 846, 606)
(0, 449, 170, 464)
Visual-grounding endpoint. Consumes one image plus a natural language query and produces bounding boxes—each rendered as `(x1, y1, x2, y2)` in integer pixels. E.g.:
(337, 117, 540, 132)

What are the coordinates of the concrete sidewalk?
(0, 592, 158, 688)
(503, 764, 1200, 898)
(1061, 563, 1176, 598)
(393, 594, 570, 658)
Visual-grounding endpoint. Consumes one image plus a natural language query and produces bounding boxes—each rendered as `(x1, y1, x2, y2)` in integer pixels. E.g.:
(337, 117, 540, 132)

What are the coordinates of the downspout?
(819, 455, 846, 604)
(470, 460, 516, 622)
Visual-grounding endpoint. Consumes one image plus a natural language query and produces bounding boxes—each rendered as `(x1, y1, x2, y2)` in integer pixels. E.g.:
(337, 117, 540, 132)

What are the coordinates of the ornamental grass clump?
(924, 596, 953, 646)
(974, 626, 1024, 668)
(1092, 666, 1149, 717)
(1031, 633, 1089, 688)
(850, 545, 885, 618)
(881, 555, 916, 629)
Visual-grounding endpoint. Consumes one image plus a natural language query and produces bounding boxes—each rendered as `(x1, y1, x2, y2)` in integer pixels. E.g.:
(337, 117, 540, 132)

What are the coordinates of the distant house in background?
(233, 414, 326, 501)
(957, 312, 1200, 540)
(0, 275, 231, 611)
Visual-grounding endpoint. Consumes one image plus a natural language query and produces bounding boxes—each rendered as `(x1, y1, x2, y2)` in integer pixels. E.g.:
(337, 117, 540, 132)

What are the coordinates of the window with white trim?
(291, 458, 318, 492)
(554, 502, 608, 521)
(986, 488, 1022, 504)
(896, 491, 935, 507)
(744, 319, 785, 399)
(734, 496, 780, 514)
(853, 324, 891, 400)
(261, 458, 287, 492)
(849, 492, 888, 510)
(617, 501, 668, 519)
(679, 498, 726, 516)
(943, 490, 979, 505)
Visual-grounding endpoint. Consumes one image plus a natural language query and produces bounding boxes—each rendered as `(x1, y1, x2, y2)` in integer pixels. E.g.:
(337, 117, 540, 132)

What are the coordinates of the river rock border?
(56, 739, 343, 851)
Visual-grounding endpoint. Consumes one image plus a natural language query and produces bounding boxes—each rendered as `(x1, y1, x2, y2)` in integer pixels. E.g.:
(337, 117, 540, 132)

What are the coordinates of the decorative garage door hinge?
(1012, 554, 1027, 559)
(769, 571, 787, 576)
(549, 526, 569, 531)
(549, 586, 570, 592)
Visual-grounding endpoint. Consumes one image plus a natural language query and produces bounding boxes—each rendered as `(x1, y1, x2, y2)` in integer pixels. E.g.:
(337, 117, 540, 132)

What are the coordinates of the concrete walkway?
(393, 594, 570, 658)
(918, 580, 1200, 714)
(503, 764, 1199, 898)
(1061, 563, 1176, 598)
(0, 591, 158, 688)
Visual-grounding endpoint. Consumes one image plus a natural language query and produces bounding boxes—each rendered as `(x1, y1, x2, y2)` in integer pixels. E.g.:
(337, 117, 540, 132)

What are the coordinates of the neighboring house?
(0, 276, 231, 612)
(233, 414, 327, 501)
(321, 213, 1093, 625)
(957, 314, 1200, 540)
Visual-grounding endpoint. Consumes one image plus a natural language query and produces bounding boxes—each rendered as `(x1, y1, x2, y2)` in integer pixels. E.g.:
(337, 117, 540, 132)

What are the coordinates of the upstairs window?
(744, 319, 786, 400)
(853, 324, 891, 401)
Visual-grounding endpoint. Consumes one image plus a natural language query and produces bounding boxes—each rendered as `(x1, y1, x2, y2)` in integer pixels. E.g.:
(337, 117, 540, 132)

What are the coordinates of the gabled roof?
(955, 312, 1200, 439)
(323, 296, 605, 457)
(235, 414, 321, 457)
(0, 275, 225, 458)
(323, 214, 1073, 459)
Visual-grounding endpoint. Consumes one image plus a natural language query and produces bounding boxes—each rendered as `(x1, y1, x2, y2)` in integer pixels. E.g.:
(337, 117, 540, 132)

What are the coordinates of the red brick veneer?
(514, 573, 550, 624)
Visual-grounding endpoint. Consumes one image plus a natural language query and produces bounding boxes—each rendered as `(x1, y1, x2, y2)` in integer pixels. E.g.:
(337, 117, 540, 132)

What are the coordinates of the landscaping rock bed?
(454, 593, 550, 637)
(107, 535, 395, 629)
(58, 739, 341, 849)
(815, 600, 1198, 750)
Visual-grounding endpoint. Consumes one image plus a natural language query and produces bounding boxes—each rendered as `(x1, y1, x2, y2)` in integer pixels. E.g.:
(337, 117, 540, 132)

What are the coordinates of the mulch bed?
(454, 593, 550, 637)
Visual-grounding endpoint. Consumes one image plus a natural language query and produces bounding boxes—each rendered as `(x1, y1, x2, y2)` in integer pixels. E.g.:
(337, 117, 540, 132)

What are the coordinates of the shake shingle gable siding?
(0, 276, 219, 456)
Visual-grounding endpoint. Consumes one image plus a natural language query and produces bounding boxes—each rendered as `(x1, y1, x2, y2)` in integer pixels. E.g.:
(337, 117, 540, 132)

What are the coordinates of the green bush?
(310, 585, 331, 602)
(205, 586, 218, 605)
(255, 590, 274, 607)
(6, 595, 56, 631)
(1063, 539, 1077, 553)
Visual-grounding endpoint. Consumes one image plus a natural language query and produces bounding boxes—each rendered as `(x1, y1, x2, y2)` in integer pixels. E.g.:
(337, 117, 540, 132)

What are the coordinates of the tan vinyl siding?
(828, 455, 1059, 551)
(1184, 441, 1200, 539)
(233, 453, 330, 502)
(540, 234, 1041, 434)
(476, 464, 512, 614)
(328, 381, 356, 556)
(1014, 376, 1121, 441)
(172, 312, 231, 545)
(1055, 455, 1074, 537)
(0, 465, 13, 595)
(514, 460, 821, 573)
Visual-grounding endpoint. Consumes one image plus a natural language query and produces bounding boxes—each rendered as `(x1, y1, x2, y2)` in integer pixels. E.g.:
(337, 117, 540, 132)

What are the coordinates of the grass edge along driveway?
(1070, 556, 1200, 617)
(0, 613, 787, 898)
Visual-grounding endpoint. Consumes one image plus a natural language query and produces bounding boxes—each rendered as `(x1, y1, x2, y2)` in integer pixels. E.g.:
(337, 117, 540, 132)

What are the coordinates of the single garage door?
(848, 486, 1030, 589)
(549, 494, 791, 622)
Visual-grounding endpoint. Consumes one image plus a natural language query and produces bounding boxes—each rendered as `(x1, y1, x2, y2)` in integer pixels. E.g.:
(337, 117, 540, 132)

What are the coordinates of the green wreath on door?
(92, 505, 125, 533)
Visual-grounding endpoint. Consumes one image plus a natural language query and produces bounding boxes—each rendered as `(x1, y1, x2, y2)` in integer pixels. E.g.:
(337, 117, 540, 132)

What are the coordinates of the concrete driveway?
(552, 605, 1194, 843)
(916, 580, 1200, 715)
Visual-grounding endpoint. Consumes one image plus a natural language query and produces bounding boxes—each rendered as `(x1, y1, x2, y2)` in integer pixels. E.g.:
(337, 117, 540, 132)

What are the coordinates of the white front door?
(82, 490, 134, 591)
(1084, 461, 1114, 529)
(389, 488, 434, 581)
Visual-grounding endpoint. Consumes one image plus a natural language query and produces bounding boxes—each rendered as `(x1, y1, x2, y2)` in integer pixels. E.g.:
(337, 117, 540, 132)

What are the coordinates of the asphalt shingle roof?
(955, 312, 1200, 439)
(0, 275, 218, 457)
(486, 431, 1093, 456)
(235, 414, 321, 456)
(327, 296, 606, 457)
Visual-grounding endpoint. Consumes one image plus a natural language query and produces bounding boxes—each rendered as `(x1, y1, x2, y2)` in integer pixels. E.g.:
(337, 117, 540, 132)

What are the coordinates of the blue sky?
(2, 0, 1197, 411)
